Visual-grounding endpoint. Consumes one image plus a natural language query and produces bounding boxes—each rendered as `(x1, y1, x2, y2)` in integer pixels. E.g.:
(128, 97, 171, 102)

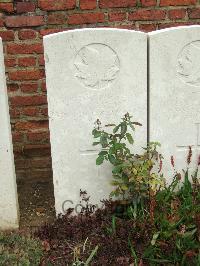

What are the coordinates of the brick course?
(1, 0, 200, 184)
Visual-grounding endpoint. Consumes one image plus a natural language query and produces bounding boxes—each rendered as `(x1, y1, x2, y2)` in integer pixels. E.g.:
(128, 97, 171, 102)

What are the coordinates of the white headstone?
(44, 29, 147, 215)
(0, 38, 19, 229)
(149, 26, 200, 181)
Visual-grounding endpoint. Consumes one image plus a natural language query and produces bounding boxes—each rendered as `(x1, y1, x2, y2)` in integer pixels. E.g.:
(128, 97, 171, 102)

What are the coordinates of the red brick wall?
(1, 0, 200, 184)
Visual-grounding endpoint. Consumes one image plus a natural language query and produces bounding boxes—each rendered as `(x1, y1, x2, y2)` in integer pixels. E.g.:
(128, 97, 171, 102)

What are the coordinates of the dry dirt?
(17, 180, 56, 229)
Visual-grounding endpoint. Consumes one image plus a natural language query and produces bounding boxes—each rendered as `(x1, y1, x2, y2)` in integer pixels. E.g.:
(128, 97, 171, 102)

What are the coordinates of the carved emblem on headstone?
(74, 43, 120, 90)
(177, 41, 200, 86)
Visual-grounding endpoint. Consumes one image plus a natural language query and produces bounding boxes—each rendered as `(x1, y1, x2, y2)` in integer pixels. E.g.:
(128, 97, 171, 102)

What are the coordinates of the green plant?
(34, 144, 199, 265)
(72, 240, 98, 266)
(142, 154, 200, 265)
(92, 113, 165, 201)
(105, 215, 116, 235)
(0, 232, 43, 265)
(128, 237, 138, 266)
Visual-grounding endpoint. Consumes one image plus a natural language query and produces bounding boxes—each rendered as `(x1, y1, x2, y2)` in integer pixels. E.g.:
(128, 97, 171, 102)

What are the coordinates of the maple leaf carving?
(74, 44, 120, 89)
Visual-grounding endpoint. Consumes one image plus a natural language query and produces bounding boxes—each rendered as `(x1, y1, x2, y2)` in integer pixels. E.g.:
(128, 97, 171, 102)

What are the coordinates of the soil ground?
(17, 181, 56, 229)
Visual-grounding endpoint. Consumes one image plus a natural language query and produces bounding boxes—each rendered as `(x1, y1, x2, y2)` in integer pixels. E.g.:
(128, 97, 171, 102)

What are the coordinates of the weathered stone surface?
(44, 29, 147, 215)
(149, 26, 200, 182)
(0, 38, 19, 229)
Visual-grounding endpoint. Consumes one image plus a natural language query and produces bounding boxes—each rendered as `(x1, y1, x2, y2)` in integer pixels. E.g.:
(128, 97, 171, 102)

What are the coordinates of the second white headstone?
(149, 26, 200, 181)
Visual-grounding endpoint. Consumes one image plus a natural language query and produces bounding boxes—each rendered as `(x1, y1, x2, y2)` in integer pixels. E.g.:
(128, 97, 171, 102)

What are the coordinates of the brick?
(9, 108, 20, 119)
(0, 3, 14, 13)
(15, 158, 51, 170)
(16, 2, 35, 13)
(15, 169, 52, 180)
(0, 30, 14, 41)
(5, 16, 44, 28)
(15, 159, 29, 170)
(188, 8, 200, 19)
(10, 95, 47, 107)
(80, 0, 97, 10)
(168, 9, 186, 19)
(20, 83, 38, 93)
(29, 157, 51, 168)
(14, 144, 51, 157)
(27, 132, 50, 142)
(9, 69, 45, 81)
(109, 12, 126, 22)
(18, 57, 36, 67)
(129, 10, 166, 20)
(68, 13, 105, 25)
(160, 0, 196, 6)
(141, 0, 156, 6)
(4, 58, 17, 67)
(41, 80, 46, 92)
(99, 0, 136, 8)
(158, 21, 192, 29)
(12, 132, 23, 142)
(113, 24, 136, 29)
(38, 55, 45, 66)
(40, 107, 48, 116)
(48, 13, 66, 24)
(139, 23, 157, 31)
(38, 0, 76, 11)
(7, 83, 19, 92)
(14, 120, 49, 131)
(0, 18, 4, 27)
(7, 43, 43, 54)
(18, 30, 37, 40)
(21, 106, 38, 116)
(39, 28, 63, 36)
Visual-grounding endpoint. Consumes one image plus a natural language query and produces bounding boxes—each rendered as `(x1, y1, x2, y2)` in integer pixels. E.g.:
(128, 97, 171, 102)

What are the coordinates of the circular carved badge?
(74, 43, 120, 90)
(177, 41, 200, 86)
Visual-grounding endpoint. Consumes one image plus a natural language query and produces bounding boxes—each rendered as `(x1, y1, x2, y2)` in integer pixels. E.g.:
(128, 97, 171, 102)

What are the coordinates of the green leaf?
(121, 122, 127, 136)
(112, 165, 123, 174)
(108, 154, 117, 165)
(85, 245, 98, 265)
(129, 123, 135, 131)
(96, 155, 104, 165)
(128, 237, 138, 266)
(92, 129, 101, 138)
(98, 151, 108, 156)
(111, 180, 122, 186)
(182, 228, 197, 238)
(112, 215, 116, 233)
(113, 125, 120, 133)
(151, 232, 160, 246)
(113, 174, 122, 180)
(109, 147, 115, 154)
(121, 185, 128, 191)
(126, 133, 134, 144)
(114, 143, 124, 150)
(100, 134, 108, 147)
(110, 191, 117, 197)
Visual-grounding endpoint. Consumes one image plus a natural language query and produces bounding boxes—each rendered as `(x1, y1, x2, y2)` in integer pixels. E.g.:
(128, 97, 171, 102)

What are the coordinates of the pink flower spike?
(187, 146, 192, 165)
(158, 157, 162, 173)
(170, 155, 175, 168)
